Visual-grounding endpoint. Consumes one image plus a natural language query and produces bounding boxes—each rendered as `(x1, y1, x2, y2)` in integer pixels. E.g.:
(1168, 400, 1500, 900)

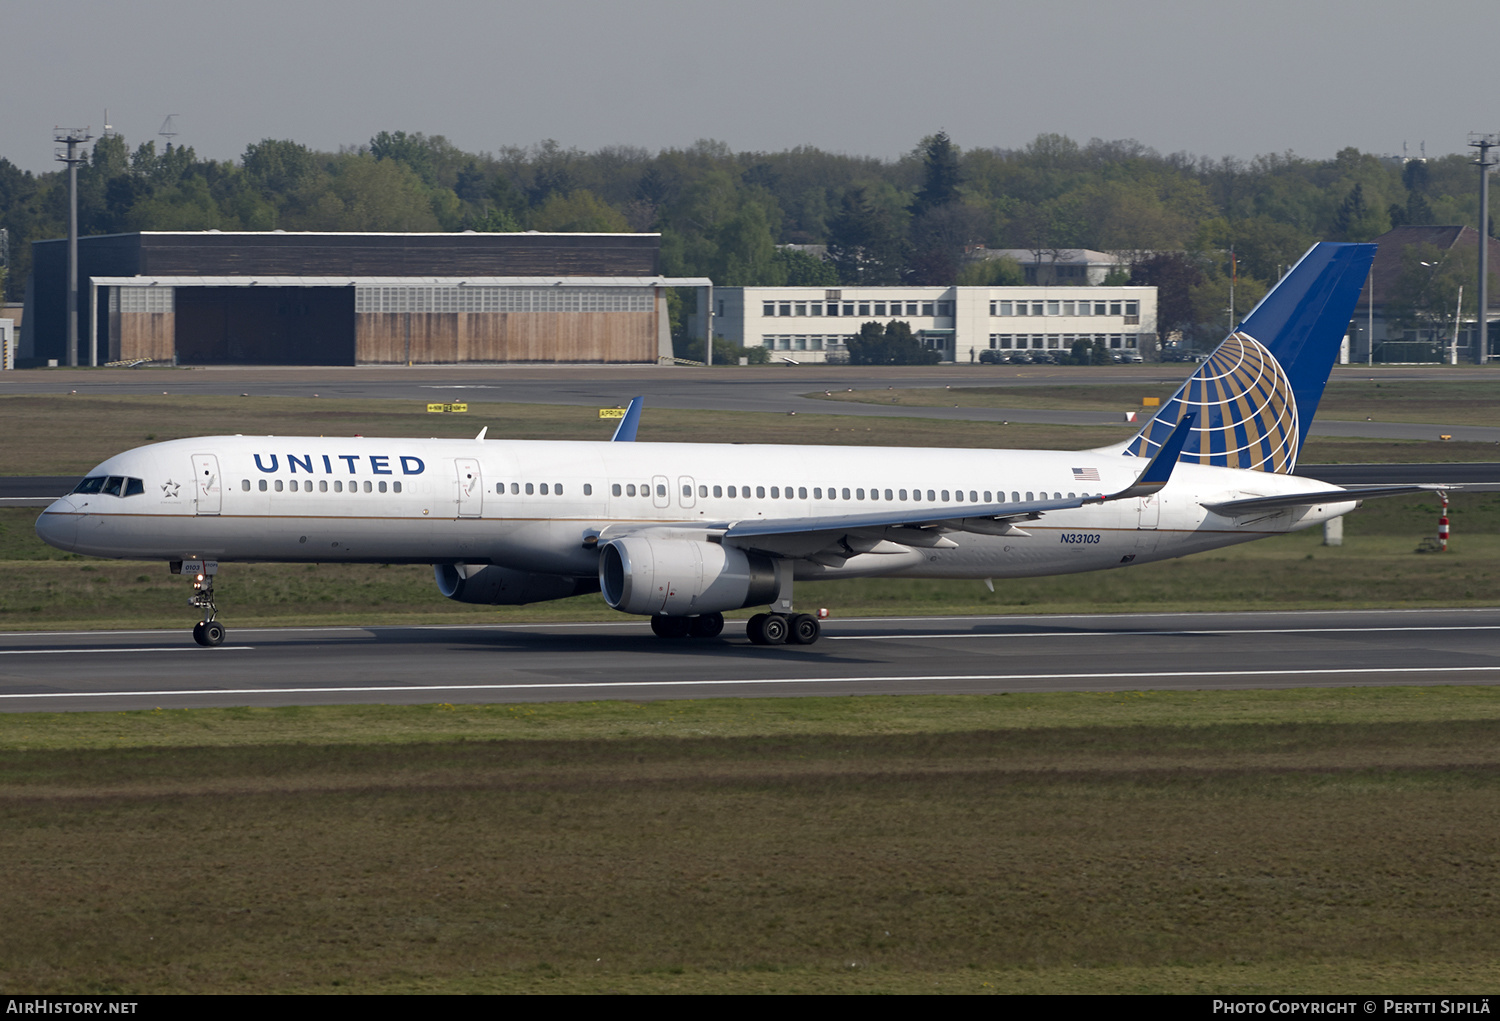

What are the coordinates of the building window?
(937, 301, 953, 316)
(921, 302, 935, 316)
(763, 302, 775, 316)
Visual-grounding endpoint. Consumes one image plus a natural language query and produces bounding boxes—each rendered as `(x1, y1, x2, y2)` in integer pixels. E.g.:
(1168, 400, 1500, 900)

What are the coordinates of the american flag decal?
(1072, 467, 1100, 481)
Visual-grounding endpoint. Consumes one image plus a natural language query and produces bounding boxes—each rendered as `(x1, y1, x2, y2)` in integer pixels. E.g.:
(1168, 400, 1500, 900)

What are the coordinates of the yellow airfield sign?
(427, 403, 468, 413)
(599, 408, 627, 419)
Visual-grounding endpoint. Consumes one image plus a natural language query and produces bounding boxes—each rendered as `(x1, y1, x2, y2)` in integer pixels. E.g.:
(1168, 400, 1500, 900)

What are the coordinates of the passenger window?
(274, 480, 284, 493)
(393, 482, 402, 493)
(955, 490, 964, 502)
(842, 488, 850, 500)
(259, 479, 268, 492)
(321, 480, 329, 493)
(526, 483, 534, 495)
(883, 489, 892, 501)
(555, 484, 563, 495)
(698, 485, 707, 497)
(813, 488, 822, 499)
(712, 485, 722, 498)
(333, 480, 342, 493)
(984, 491, 991, 502)
(756, 486, 766, 498)
(363, 481, 372, 493)
(583, 484, 591, 496)
(727, 485, 737, 498)
(683, 485, 692, 497)
(656, 484, 666, 497)
(378, 481, 388, 493)
(970, 491, 978, 502)
(511, 483, 519, 495)
(856, 489, 865, 500)
(612, 484, 622, 496)
(926, 490, 935, 501)
(626, 484, 636, 497)
(496, 483, 504, 494)
(941, 490, 950, 501)
(540, 483, 549, 495)
(771, 487, 780, 499)
(799, 487, 807, 499)
(1026, 492, 1034, 501)
(1012, 492, 1020, 502)
(899, 489, 907, 500)
(242, 480, 251, 492)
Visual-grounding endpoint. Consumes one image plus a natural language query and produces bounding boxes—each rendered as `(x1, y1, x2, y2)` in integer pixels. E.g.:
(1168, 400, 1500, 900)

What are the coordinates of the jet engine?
(599, 536, 778, 616)
(434, 563, 598, 605)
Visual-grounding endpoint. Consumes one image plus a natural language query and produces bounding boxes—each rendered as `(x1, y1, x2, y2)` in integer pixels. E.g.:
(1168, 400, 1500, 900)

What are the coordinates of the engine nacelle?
(599, 536, 778, 616)
(434, 563, 598, 605)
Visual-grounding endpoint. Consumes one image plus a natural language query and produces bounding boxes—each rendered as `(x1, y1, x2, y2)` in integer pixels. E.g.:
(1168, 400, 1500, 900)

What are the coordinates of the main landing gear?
(174, 559, 226, 647)
(746, 612, 821, 646)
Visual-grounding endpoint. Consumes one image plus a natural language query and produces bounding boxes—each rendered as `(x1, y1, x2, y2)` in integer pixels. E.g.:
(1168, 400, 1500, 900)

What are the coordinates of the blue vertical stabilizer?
(1122, 242, 1376, 473)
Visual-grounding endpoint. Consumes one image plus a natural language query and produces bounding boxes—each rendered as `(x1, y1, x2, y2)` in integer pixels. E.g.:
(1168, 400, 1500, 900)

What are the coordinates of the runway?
(3, 607, 1498, 711)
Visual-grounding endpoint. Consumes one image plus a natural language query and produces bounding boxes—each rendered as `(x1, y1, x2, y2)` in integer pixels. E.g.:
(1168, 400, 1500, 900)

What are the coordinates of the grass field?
(3, 689, 1499, 993)
(811, 379, 1500, 429)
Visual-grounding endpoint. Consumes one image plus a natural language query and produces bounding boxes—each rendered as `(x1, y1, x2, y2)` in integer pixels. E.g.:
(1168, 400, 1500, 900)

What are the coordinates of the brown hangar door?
(174, 286, 356, 365)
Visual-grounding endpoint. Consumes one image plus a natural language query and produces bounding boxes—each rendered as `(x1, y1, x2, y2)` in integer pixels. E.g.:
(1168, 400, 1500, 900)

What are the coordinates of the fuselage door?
(1138, 494, 1160, 530)
(652, 474, 670, 509)
(455, 458, 482, 518)
(192, 453, 221, 516)
(678, 476, 696, 509)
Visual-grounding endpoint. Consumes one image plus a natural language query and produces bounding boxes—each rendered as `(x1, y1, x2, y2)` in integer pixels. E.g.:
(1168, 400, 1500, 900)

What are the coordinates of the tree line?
(0, 129, 1491, 350)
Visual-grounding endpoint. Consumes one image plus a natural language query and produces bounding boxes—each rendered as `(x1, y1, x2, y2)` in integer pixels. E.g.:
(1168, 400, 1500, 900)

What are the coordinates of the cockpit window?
(72, 475, 144, 497)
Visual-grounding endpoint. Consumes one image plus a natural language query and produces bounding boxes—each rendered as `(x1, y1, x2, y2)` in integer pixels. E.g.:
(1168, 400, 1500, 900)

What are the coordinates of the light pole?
(54, 127, 92, 367)
(1468, 133, 1497, 364)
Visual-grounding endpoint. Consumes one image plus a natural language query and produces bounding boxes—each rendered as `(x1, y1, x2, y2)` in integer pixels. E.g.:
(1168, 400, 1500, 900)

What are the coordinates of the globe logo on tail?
(1125, 332, 1299, 473)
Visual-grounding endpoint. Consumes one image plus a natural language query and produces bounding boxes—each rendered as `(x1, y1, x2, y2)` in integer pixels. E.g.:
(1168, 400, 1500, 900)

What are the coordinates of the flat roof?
(90, 275, 712, 288)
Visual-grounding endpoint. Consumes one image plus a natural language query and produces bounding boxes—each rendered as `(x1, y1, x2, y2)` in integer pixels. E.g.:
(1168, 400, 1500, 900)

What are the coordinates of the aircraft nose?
(35, 497, 79, 551)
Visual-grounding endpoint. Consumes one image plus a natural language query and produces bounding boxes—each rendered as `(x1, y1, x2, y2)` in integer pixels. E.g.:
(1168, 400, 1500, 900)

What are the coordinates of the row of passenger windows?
(73, 475, 146, 497)
(241, 479, 403, 493)
(495, 482, 590, 496)
(763, 300, 952, 318)
(615, 482, 1091, 503)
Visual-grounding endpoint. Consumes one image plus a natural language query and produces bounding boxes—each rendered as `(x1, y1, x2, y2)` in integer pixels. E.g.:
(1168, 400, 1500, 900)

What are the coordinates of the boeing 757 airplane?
(36, 242, 1441, 647)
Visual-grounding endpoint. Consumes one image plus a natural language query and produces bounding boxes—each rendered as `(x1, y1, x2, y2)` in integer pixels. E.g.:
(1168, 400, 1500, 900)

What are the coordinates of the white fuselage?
(36, 435, 1356, 584)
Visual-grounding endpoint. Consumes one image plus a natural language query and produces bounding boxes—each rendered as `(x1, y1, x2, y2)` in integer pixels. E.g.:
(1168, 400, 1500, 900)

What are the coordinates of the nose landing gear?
(173, 559, 226, 647)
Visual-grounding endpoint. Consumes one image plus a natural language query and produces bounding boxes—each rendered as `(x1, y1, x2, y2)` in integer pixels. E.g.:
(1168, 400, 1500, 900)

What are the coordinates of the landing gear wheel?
(192, 621, 206, 646)
(759, 613, 789, 645)
(689, 612, 724, 638)
(788, 613, 821, 645)
(746, 613, 770, 645)
(650, 615, 692, 638)
(201, 621, 226, 647)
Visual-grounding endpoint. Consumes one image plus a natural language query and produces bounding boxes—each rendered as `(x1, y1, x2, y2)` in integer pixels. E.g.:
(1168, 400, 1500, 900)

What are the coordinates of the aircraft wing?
(1202, 484, 1455, 515)
(716, 414, 1199, 564)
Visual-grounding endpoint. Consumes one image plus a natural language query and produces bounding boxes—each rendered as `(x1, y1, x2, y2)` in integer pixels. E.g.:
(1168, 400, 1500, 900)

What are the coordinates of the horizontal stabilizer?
(1203, 484, 1454, 515)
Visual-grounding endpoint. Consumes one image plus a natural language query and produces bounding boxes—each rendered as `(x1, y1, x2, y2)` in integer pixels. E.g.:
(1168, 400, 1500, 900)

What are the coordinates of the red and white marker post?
(1438, 492, 1450, 552)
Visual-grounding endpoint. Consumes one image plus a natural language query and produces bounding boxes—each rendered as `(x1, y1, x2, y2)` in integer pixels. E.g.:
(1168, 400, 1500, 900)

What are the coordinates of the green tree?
(530, 189, 629, 232)
(771, 247, 839, 286)
(912, 131, 961, 217)
(827, 185, 906, 285)
(846, 320, 939, 365)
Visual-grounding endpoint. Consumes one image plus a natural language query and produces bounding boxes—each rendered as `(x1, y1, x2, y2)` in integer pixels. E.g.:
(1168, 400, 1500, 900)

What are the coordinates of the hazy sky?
(5, 0, 1496, 173)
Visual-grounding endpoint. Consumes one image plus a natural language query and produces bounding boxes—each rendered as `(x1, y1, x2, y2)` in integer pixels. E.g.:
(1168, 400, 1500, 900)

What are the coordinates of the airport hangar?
(22, 231, 710, 367)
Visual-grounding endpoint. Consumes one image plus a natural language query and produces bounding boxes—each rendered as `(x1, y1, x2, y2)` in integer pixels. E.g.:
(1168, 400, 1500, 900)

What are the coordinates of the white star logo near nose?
(161, 479, 180, 498)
